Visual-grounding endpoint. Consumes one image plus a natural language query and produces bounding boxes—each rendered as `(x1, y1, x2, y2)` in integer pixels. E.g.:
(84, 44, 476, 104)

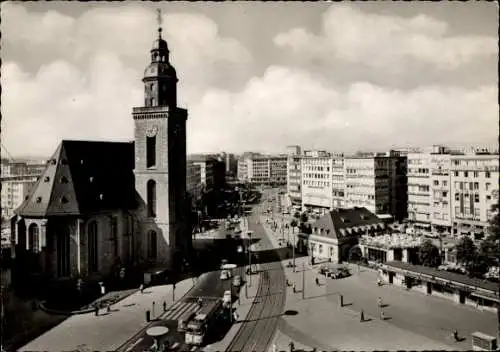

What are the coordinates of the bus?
(185, 298, 224, 346)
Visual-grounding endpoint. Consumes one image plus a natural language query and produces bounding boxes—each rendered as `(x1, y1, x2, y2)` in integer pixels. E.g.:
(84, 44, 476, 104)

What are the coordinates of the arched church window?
(28, 223, 39, 252)
(88, 220, 99, 273)
(147, 180, 157, 217)
(146, 135, 156, 168)
(147, 230, 157, 259)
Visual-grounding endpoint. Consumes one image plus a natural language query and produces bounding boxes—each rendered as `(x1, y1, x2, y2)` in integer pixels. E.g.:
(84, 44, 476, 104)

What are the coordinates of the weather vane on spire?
(156, 8, 163, 35)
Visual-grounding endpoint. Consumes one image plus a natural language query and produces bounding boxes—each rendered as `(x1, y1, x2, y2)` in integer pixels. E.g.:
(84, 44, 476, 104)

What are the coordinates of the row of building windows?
(453, 171, 491, 178)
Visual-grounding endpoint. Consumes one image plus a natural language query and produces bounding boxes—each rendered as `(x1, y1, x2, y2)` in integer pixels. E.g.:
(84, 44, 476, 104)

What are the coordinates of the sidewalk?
(259, 215, 456, 351)
(19, 278, 194, 352)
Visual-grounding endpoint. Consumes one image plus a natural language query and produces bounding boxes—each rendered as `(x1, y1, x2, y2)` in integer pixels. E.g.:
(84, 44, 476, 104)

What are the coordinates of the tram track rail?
(224, 214, 286, 352)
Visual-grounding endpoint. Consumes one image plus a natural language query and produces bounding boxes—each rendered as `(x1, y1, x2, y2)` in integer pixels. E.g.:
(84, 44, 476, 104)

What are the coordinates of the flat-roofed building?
(286, 146, 302, 206)
(450, 152, 499, 238)
(429, 148, 453, 233)
(344, 151, 407, 221)
(186, 162, 202, 208)
(1, 176, 38, 219)
(407, 152, 431, 230)
(237, 153, 287, 186)
(301, 150, 333, 214)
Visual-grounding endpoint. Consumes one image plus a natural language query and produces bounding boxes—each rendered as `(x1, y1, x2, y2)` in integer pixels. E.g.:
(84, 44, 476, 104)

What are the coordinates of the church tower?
(133, 10, 189, 270)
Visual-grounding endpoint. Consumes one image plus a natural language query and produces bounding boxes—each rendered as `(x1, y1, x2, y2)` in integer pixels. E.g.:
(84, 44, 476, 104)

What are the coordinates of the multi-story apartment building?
(188, 154, 217, 193)
(186, 162, 202, 208)
(429, 147, 453, 233)
(1, 175, 38, 220)
(286, 146, 302, 205)
(1, 161, 46, 177)
(344, 151, 407, 221)
(331, 153, 345, 208)
(237, 154, 287, 185)
(450, 152, 499, 238)
(407, 152, 432, 229)
(301, 150, 333, 213)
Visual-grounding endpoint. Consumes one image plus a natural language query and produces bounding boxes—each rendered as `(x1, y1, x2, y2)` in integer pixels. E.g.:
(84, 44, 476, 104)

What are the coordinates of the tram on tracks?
(184, 298, 224, 346)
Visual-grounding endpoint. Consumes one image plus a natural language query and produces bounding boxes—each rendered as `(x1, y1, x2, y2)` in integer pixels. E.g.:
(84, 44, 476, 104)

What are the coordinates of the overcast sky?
(2, 2, 498, 158)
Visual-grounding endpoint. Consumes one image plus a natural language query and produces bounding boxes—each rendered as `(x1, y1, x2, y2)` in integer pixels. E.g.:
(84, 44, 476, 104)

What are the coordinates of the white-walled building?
(450, 153, 499, 238)
(286, 146, 302, 206)
(430, 149, 453, 233)
(1, 176, 38, 220)
(237, 154, 287, 185)
(301, 150, 333, 213)
(407, 152, 432, 229)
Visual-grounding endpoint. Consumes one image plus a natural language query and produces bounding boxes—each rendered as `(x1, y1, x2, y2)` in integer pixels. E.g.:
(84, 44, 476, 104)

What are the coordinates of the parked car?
(232, 275, 242, 287)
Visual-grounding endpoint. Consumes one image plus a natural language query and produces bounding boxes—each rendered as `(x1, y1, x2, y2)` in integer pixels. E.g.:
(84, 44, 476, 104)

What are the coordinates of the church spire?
(156, 8, 163, 40)
(142, 8, 178, 108)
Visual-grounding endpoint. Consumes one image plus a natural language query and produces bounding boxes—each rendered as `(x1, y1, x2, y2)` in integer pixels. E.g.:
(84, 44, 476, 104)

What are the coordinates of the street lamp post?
(302, 261, 305, 300)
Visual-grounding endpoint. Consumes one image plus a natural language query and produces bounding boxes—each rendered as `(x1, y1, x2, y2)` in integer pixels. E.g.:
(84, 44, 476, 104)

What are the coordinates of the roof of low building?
(15, 140, 137, 217)
(311, 207, 386, 240)
(385, 260, 498, 293)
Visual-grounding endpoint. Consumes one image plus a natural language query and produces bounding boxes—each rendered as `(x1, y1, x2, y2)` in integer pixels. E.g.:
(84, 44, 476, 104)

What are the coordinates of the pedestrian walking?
(315, 277, 320, 286)
(453, 329, 459, 342)
(272, 344, 277, 352)
(140, 284, 144, 294)
(360, 309, 365, 322)
(380, 310, 385, 320)
(377, 296, 383, 308)
(288, 341, 295, 352)
(292, 282, 297, 293)
(94, 305, 99, 316)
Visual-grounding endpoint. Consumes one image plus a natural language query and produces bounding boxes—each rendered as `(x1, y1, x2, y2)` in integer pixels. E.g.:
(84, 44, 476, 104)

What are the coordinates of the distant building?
(450, 153, 499, 238)
(186, 162, 202, 208)
(344, 151, 408, 221)
(187, 154, 225, 194)
(237, 154, 287, 186)
(221, 152, 237, 176)
(407, 152, 432, 230)
(286, 145, 302, 206)
(300, 207, 386, 263)
(1, 175, 38, 220)
(406, 145, 499, 238)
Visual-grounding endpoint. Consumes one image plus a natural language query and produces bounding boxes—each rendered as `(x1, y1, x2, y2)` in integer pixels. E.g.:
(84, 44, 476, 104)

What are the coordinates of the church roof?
(16, 140, 136, 217)
(310, 207, 385, 239)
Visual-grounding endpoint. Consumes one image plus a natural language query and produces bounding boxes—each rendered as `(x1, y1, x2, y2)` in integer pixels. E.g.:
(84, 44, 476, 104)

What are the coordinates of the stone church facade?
(11, 21, 191, 284)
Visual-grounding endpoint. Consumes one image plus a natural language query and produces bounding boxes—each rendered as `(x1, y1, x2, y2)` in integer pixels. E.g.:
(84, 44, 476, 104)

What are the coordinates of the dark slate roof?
(16, 140, 136, 217)
(385, 260, 498, 293)
(311, 207, 385, 239)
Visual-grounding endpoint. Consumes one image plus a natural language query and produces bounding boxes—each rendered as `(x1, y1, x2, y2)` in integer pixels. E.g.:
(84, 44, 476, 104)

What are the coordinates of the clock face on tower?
(146, 125, 158, 137)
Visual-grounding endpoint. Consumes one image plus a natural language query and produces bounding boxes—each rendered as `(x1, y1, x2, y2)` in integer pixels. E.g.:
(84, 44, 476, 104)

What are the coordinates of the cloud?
(274, 5, 497, 72)
(189, 66, 498, 153)
(1, 3, 252, 157)
(2, 55, 142, 157)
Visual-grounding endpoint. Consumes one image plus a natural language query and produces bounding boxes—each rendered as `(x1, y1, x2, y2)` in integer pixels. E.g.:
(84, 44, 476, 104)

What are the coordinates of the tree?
(300, 212, 308, 224)
(455, 236, 477, 268)
(418, 239, 442, 267)
(293, 211, 301, 219)
(485, 202, 500, 343)
(348, 245, 363, 262)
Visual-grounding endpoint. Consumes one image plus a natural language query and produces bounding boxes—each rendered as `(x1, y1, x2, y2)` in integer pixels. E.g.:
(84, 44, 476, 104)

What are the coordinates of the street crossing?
(161, 300, 201, 321)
